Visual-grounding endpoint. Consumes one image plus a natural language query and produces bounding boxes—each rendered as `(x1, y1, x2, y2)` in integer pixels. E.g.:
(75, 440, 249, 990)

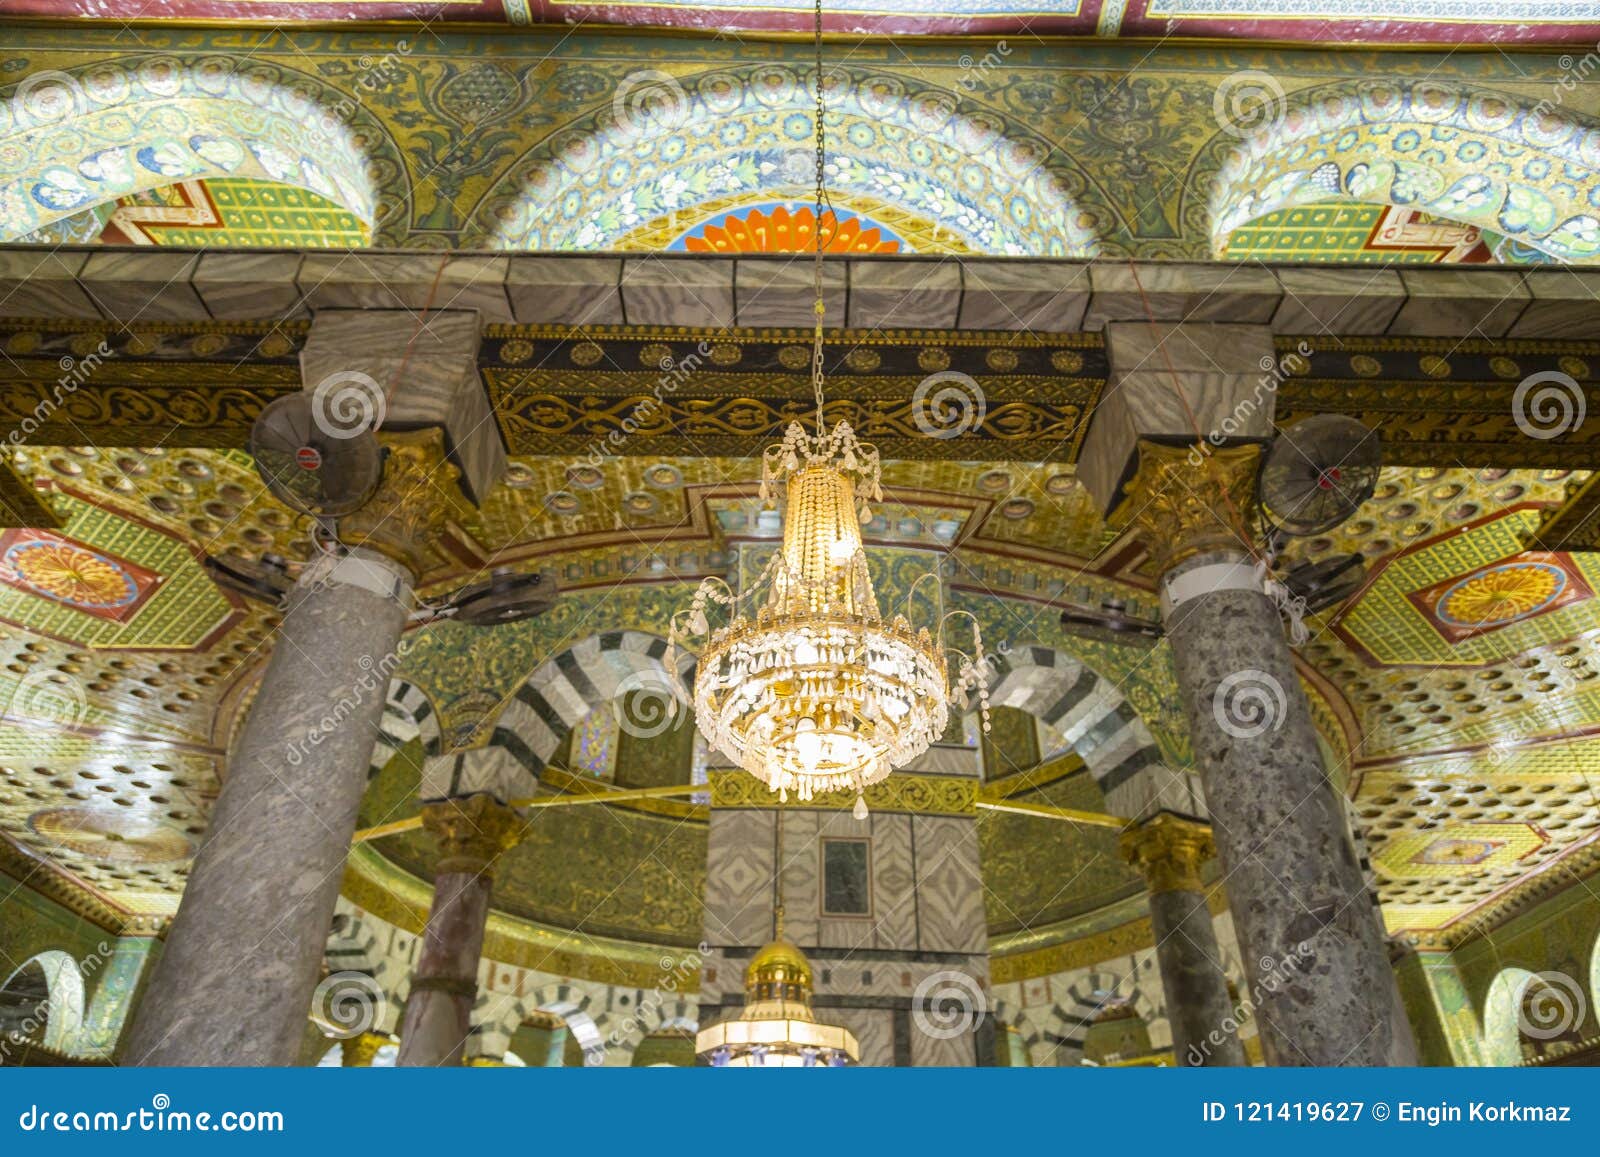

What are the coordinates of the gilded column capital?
(1108, 440, 1261, 575)
(1119, 813, 1216, 894)
(421, 794, 522, 876)
(339, 1030, 392, 1067)
(337, 427, 469, 577)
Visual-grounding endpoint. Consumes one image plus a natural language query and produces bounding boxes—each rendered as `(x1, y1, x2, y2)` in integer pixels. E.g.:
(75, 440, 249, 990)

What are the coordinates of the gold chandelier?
(694, 907, 859, 1067)
(668, 1, 989, 814)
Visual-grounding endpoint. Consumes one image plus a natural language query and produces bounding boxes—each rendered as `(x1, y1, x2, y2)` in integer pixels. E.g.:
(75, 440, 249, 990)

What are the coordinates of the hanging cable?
(811, 0, 828, 435)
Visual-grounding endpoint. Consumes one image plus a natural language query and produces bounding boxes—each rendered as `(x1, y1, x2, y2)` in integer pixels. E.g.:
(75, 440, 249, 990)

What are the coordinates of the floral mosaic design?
(0, 529, 158, 624)
(1209, 80, 1600, 262)
(1407, 551, 1593, 646)
(0, 56, 399, 242)
(472, 64, 1100, 256)
(670, 201, 904, 253)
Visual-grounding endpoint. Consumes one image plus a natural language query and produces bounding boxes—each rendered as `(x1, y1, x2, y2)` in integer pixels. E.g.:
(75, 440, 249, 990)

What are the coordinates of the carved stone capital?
(337, 427, 468, 577)
(1119, 813, 1216, 895)
(421, 794, 522, 877)
(339, 1030, 392, 1067)
(1108, 439, 1261, 575)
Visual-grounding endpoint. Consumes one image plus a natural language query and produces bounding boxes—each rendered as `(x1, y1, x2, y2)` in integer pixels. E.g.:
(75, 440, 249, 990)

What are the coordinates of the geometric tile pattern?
(0, 495, 231, 649)
(99, 177, 368, 249)
(1337, 509, 1600, 667)
(1356, 736, 1600, 932)
(0, 528, 159, 624)
(1409, 552, 1592, 645)
(1223, 201, 1488, 264)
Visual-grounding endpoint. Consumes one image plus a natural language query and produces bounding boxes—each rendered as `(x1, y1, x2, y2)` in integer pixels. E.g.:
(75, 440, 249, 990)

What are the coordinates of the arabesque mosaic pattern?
(6, 29, 1599, 257)
(1208, 80, 1600, 262)
(0, 55, 393, 243)
(473, 62, 1100, 256)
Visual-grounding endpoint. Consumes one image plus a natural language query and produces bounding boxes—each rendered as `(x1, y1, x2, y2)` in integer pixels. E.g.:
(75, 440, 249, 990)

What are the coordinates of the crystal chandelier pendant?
(670, 422, 990, 810)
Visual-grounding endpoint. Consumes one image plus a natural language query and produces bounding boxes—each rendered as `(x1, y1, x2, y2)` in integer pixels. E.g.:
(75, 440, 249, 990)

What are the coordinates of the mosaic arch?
(985, 995, 1049, 1065)
(469, 64, 1102, 256)
(0, 950, 85, 1055)
(1202, 79, 1600, 264)
(0, 56, 406, 244)
(1592, 934, 1600, 1020)
(469, 981, 617, 1065)
(461, 630, 695, 801)
(1481, 965, 1538, 1065)
(365, 680, 443, 781)
(983, 646, 1198, 820)
(1037, 966, 1160, 1067)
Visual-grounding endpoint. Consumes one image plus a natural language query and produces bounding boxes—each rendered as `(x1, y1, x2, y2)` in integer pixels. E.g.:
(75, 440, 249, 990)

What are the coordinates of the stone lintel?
(2, 245, 1578, 342)
(299, 309, 505, 504)
(1076, 321, 1277, 516)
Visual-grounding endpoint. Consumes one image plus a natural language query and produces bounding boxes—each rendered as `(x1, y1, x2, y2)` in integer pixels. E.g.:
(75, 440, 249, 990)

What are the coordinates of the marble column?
(125, 430, 466, 1066)
(1120, 813, 1246, 1067)
(1077, 323, 1411, 1066)
(1134, 442, 1411, 1066)
(396, 795, 520, 1067)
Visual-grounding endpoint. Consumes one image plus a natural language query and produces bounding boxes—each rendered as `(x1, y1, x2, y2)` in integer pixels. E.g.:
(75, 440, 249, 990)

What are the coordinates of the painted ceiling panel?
(3, 0, 1599, 40)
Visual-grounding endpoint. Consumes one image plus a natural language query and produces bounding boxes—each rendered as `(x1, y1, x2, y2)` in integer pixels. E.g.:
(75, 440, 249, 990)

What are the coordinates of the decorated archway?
(0, 950, 86, 1055)
(1202, 79, 1600, 264)
(468, 64, 1102, 256)
(983, 645, 1200, 820)
(0, 56, 406, 243)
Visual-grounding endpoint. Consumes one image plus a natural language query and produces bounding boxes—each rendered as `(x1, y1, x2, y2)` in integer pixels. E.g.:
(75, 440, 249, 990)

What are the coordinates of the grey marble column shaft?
(1165, 551, 1411, 1066)
(395, 870, 493, 1067)
(124, 549, 410, 1066)
(1148, 887, 1247, 1066)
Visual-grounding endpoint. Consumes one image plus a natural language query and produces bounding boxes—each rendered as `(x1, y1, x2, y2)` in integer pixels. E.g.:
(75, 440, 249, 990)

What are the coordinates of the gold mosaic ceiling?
(0, 436, 1594, 945)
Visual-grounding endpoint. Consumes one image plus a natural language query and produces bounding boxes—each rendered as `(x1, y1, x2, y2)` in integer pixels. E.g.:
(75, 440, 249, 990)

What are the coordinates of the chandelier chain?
(811, 0, 826, 434)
